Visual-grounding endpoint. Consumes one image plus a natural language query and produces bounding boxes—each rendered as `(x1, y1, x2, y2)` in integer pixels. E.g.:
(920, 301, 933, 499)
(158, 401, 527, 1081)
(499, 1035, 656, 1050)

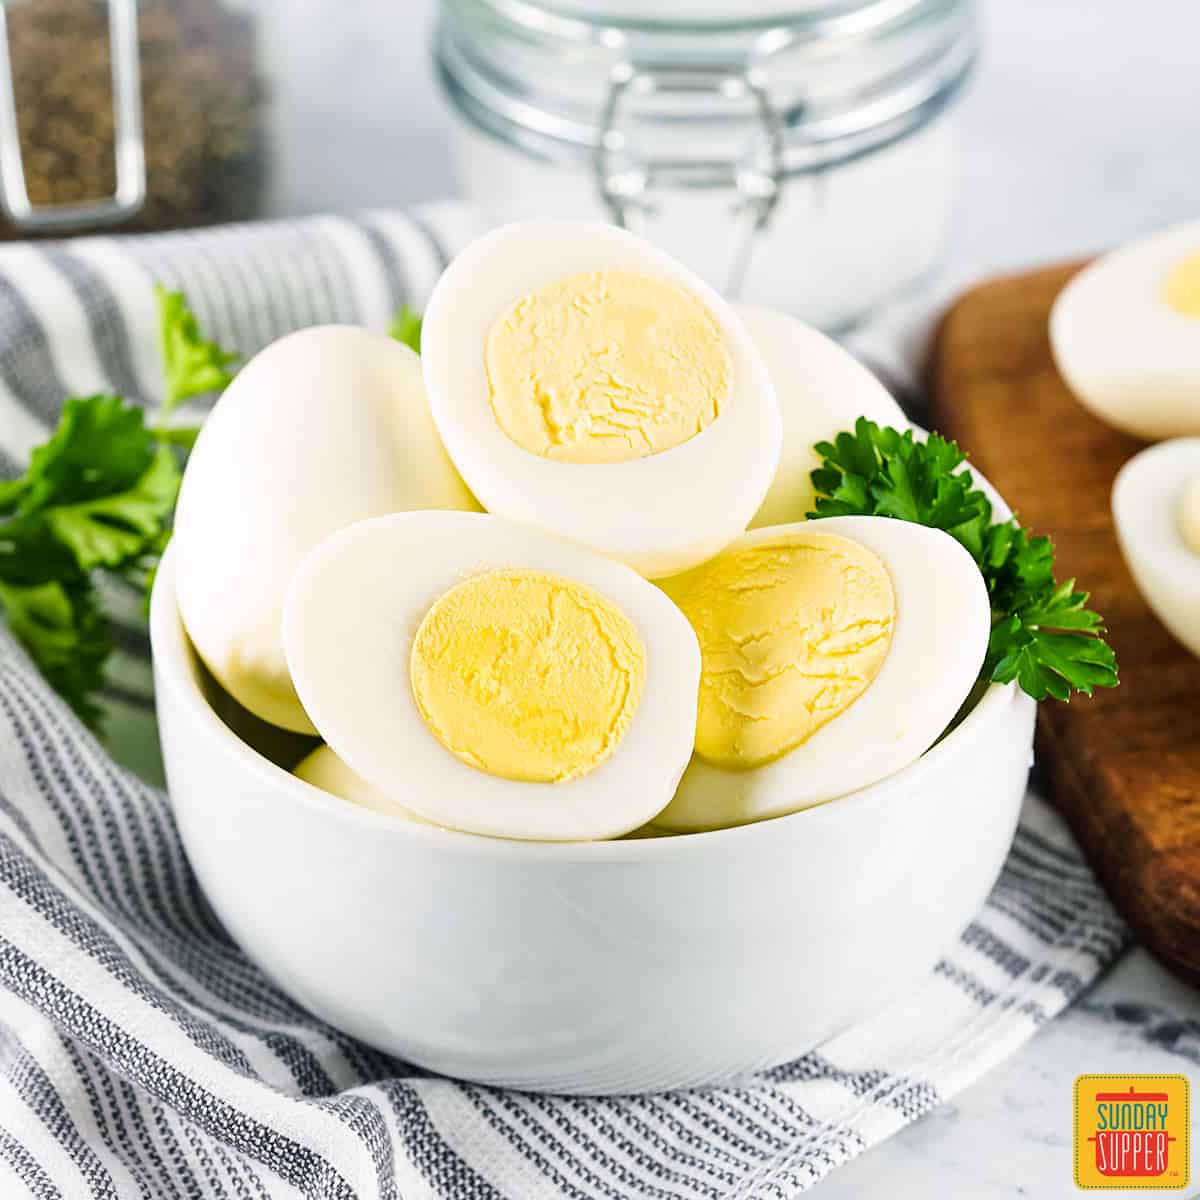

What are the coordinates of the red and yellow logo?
(1074, 1075, 1189, 1189)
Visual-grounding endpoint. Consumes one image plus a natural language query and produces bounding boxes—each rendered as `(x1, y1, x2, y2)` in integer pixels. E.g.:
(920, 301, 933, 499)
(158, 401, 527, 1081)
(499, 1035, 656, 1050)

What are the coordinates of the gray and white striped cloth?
(0, 210, 1128, 1199)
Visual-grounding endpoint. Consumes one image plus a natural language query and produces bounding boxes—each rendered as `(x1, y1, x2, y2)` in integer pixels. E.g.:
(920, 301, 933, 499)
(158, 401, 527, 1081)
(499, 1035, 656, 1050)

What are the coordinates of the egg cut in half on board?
(1113, 437, 1200, 660)
(735, 304, 909, 529)
(1050, 219, 1200, 441)
(282, 511, 702, 841)
(173, 326, 478, 734)
(654, 515, 991, 832)
(419, 221, 782, 579)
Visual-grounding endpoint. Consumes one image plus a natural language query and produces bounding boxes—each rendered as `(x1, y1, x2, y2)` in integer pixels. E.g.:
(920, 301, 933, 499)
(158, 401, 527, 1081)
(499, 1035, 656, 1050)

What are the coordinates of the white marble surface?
(237, 0, 1200, 1193)
(814, 949, 1200, 1198)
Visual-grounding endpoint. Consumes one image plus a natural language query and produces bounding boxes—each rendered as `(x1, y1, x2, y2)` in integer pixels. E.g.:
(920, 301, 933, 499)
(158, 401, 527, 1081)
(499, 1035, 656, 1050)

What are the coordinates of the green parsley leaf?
(0, 397, 180, 729)
(1, 394, 153, 518)
(157, 284, 238, 413)
(811, 422, 986, 531)
(0, 396, 180, 572)
(809, 417, 1118, 702)
(389, 305, 422, 353)
(41, 444, 181, 571)
(0, 577, 110, 729)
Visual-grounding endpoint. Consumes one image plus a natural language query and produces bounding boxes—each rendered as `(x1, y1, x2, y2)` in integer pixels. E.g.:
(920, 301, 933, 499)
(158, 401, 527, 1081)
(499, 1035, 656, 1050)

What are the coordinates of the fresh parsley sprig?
(0, 397, 182, 728)
(0, 290, 240, 729)
(156, 284, 238, 414)
(810, 418, 1118, 702)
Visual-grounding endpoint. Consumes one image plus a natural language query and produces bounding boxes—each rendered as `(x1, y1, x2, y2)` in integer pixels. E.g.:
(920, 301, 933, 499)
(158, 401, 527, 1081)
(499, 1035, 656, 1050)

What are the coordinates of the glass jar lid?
(438, 0, 976, 175)
(438, 0, 975, 293)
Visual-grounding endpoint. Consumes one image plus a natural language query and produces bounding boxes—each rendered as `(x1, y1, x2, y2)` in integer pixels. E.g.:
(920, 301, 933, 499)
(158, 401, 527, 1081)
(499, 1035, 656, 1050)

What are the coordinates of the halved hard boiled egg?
(1051, 220, 1200, 441)
(420, 221, 781, 579)
(294, 745, 428, 823)
(736, 305, 909, 528)
(174, 326, 477, 733)
(655, 515, 990, 831)
(1113, 437, 1200, 659)
(282, 511, 701, 840)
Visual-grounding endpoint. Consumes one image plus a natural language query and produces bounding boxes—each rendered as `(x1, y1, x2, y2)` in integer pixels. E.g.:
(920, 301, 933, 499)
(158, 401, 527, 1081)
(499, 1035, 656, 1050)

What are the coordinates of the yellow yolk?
(1165, 252, 1200, 319)
(485, 269, 731, 464)
(409, 568, 646, 783)
(1178, 478, 1200, 555)
(665, 532, 895, 769)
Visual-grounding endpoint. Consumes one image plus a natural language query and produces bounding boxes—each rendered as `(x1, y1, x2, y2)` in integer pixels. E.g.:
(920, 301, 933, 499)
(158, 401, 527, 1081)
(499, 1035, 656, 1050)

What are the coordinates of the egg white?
(736, 305, 909, 529)
(1050, 220, 1200, 441)
(282, 511, 702, 841)
(655, 515, 991, 831)
(420, 221, 781, 579)
(173, 326, 478, 734)
(1113, 437, 1200, 659)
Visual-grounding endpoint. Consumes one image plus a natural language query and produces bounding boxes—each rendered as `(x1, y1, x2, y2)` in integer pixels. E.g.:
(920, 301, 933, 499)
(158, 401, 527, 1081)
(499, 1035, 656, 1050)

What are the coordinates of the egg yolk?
(1165, 252, 1200, 319)
(409, 568, 646, 783)
(1177, 478, 1200, 555)
(666, 532, 895, 769)
(485, 269, 731, 464)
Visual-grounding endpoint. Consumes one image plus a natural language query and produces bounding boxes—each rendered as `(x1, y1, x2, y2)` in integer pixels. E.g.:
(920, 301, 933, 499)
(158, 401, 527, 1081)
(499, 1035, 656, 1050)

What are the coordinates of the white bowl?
(151, 546, 1035, 1095)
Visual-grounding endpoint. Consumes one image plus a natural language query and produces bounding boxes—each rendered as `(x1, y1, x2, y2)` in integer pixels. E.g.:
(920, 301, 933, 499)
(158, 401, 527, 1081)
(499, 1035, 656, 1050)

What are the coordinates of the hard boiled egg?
(1051, 220, 1200, 440)
(173, 326, 478, 734)
(736, 305, 909, 528)
(420, 221, 781, 578)
(294, 745, 428, 823)
(1113, 437, 1200, 659)
(282, 511, 701, 841)
(655, 515, 990, 831)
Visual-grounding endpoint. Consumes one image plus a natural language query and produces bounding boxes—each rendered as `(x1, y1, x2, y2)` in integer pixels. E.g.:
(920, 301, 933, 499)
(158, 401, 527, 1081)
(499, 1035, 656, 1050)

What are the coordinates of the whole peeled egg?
(173, 326, 478, 734)
(736, 305, 909, 528)
(420, 221, 781, 578)
(1113, 437, 1200, 659)
(655, 515, 990, 831)
(282, 510, 701, 840)
(1051, 220, 1200, 440)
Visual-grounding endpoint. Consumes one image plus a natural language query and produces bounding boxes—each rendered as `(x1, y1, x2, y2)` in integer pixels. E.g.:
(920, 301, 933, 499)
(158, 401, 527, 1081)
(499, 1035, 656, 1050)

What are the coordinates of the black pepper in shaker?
(4, 0, 265, 237)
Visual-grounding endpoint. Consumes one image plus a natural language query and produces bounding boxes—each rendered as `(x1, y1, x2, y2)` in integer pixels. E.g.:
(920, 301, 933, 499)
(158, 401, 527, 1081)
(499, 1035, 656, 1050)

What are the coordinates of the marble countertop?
(814, 950, 1200, 1198)
(236, 0, 1200, 1192)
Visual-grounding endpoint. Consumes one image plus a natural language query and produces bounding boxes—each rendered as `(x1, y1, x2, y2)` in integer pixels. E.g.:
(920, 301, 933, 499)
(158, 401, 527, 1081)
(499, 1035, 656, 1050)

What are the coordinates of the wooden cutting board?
(929, 262, 1200, 987)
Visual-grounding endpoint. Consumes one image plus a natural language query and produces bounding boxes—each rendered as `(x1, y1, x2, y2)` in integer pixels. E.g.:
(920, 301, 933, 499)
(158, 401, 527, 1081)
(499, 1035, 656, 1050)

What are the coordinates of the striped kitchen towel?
(0, 211, 1129, 1199)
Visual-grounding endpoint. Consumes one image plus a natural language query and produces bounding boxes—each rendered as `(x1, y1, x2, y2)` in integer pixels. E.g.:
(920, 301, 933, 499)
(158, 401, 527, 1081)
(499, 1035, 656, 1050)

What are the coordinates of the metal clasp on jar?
(596, 62, 785, 298)
(0, 0, 145, 229)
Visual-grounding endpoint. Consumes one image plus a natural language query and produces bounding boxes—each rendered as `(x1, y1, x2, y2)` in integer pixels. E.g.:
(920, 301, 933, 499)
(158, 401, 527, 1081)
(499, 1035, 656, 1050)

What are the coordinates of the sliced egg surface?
(294, 745, 429, 823)
(173, 326, 478, 734)
(1050, 220, 1200, 440)
(655, 515, 990, 831)
(1113, 437, 1200, 659)
(420, 221, 781, 579)
(736, 305, 909, 528)
(282, 511, 702, 840)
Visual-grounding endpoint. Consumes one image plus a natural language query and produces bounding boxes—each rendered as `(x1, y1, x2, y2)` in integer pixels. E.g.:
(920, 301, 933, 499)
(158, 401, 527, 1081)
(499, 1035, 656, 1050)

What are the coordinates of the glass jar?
(436, 0, 977, 330)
